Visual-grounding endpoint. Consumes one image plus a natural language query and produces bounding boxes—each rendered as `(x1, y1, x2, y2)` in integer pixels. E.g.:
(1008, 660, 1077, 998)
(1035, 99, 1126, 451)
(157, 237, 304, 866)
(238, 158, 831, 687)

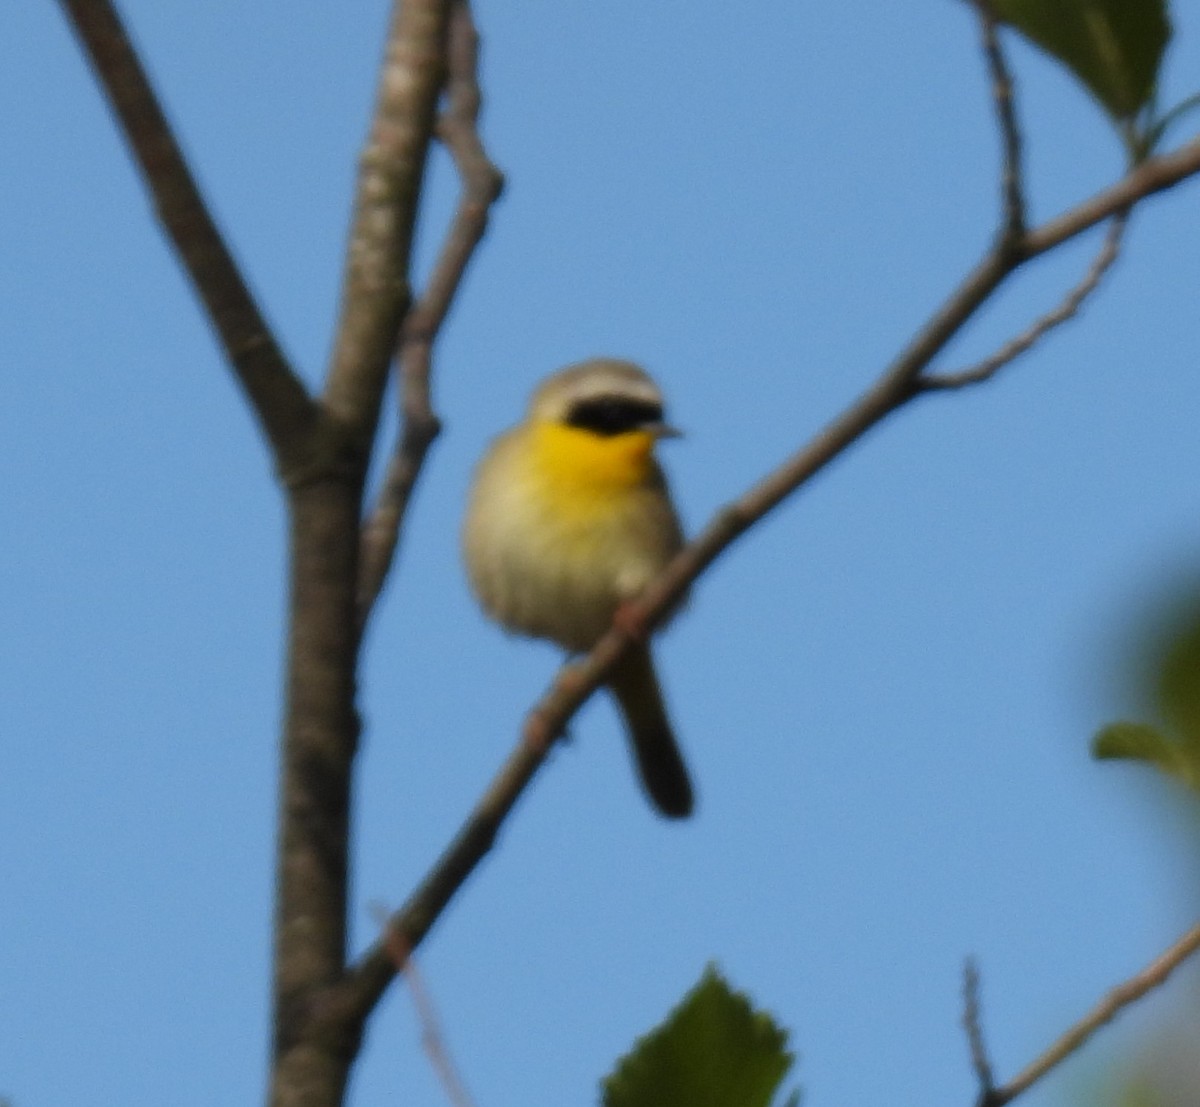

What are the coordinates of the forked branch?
(357, 0, 504, 627)
(922, 210, 1129, 390)
(272, 4, 455, 1105)
(965, 921, 1200, 1106)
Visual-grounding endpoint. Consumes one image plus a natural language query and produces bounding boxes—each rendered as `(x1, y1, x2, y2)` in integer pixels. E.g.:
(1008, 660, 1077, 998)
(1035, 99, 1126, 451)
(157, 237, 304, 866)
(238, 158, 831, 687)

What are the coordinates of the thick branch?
(357, 0, 504, 627)
(334, 137, 1200, 1022)
(272, 480, 366, 1107)
(322, 0, 451, 453)
(271, 4, 454, 1106)
(57, 0, 315, 474)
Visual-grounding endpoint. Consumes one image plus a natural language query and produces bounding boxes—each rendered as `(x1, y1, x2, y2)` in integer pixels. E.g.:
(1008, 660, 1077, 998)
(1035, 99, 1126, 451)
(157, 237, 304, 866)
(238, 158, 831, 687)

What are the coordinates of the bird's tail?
(608, 643, 694, 818)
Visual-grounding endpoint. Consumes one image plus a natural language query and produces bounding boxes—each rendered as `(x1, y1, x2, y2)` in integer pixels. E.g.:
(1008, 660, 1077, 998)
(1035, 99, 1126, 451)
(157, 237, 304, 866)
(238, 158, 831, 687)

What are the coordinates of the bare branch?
(405, 954, 477, 1107)
(57, 0, 316, 472)
(340, 715, 553, 1019)
(322, 0, 452, 451)
(991, 920, 1200, 1104)
(907, 134, 1200, 394)
(921, 210, 1128, 390)
(424, 0, 506, 314)
(336, 139, 1200, 1015)
(1028, 136, 1200, 253)
(269, 6, 454, 1105)
(357, 0, 504, 627)
(973, 0, 1026, 238)
(916, 136, 1200, 395)
(962, 959, 997, 1100)
(372, 907, 478, 1107)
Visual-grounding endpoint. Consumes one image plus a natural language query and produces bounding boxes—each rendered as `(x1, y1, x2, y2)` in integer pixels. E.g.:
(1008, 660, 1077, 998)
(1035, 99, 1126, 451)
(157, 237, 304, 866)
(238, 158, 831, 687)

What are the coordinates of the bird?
(462, 357, 694, 818)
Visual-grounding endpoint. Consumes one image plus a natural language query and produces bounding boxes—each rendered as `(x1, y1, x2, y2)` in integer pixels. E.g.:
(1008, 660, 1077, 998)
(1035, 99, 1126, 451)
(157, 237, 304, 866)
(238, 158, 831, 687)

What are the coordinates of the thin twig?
(333, 139, 1200, 1022)
(342, 723, 550, 1015)
(921, 210, 1129, 390)
(973, 0, 1026, 239)
(991, 920, 1200, 1104)
(56, 0, 315, 473)
(357, 0, 504, 627)
(405, 956, 478, 1107)
(372, 906, 478, 1107)
(962, 959, 997, 1101)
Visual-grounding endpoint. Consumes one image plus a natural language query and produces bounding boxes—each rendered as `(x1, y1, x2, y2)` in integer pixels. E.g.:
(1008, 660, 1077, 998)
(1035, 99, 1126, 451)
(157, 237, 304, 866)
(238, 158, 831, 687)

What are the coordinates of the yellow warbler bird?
(462, 358, 693, 818)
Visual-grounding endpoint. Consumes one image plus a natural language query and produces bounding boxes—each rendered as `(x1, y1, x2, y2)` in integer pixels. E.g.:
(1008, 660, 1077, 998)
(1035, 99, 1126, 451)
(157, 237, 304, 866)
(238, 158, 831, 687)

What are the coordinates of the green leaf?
(1093, 722, 1200, 793)
(991, 0, 1171, 120)
(602, 966, 796, 1107)
(1154, 616, 1200, 752)
(1093, 721, 1182, 770)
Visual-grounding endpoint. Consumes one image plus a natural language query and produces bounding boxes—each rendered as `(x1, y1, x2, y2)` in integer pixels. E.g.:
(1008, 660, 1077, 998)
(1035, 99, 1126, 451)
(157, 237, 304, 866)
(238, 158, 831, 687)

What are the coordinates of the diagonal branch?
(357, 0, 504, 628)
(370, 906, 479, 1107)
(321, 0, 452, 456)
(970, 920, 1200, 1107)
(57, 0, 316, 474)
(1028, 136, 1200, 251)
(921, 210, 1129, 390)
(402, 950, 478, 1107)
(333, 137, 1200, 1022)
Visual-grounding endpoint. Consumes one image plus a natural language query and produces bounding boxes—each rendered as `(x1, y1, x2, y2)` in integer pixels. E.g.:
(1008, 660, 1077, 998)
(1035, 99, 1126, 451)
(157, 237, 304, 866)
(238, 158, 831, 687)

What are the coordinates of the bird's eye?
(565, 396, 664, 436)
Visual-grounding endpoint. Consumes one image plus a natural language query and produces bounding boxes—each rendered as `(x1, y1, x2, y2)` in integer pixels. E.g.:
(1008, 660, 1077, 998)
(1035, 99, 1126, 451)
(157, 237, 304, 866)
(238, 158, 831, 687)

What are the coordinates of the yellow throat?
(530, 420, 657, 499)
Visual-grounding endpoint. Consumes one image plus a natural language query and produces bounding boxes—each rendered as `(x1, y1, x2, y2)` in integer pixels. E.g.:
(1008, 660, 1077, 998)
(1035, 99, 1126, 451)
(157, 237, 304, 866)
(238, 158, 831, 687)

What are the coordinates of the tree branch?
(269, 4, 455, 1105)
(962, 959, 997, 1098)
(973, 0, 1026, 238)
(57, 0, 316, 475)
(357, 0, 504, 628)
(335, 139, 1200, 1020)
(921, 210, 1128, 390)
(969, 920, 1200, 1106)
(1027, 136, 1200, 253)
(322, 0, 452, 455)
(370, 911, 479, 1107)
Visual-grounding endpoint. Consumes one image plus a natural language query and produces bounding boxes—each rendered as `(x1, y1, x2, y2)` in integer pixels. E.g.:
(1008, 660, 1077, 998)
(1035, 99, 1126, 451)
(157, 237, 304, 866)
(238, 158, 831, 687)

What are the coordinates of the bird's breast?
(463, 423, 680, 650)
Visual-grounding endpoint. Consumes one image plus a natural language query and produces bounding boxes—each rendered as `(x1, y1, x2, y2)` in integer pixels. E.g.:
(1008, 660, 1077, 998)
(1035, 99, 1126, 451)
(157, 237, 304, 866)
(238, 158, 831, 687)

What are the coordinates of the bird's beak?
(645, 422, 683, 440)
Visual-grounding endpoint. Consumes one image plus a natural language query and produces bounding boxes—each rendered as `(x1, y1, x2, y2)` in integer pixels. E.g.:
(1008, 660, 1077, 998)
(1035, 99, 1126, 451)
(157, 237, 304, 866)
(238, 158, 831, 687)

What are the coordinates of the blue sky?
(4, 2, 1200, 1106)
